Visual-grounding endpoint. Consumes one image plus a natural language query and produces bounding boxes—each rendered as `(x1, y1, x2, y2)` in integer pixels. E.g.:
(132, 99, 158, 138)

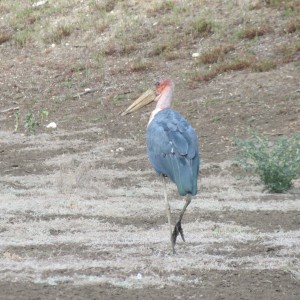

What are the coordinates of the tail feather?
(150, 153, 198, 196)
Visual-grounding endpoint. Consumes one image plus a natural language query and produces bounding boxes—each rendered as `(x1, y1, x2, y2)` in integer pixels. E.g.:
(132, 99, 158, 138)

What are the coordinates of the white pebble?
(46, 122, 57, 129)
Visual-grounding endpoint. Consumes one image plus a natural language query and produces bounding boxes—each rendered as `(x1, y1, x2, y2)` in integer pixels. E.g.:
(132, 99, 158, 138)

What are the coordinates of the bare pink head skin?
(155, 79, 175, 109)
(148, 79, 175, 125)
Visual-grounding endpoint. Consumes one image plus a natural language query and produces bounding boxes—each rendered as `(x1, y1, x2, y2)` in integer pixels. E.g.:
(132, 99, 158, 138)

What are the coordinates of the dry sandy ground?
(0, 128, 299, 299)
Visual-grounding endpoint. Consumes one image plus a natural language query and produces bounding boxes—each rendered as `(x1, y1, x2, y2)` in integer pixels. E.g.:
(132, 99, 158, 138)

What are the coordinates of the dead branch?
(0, 107, 20, 113)
(72, 88, 99, 99)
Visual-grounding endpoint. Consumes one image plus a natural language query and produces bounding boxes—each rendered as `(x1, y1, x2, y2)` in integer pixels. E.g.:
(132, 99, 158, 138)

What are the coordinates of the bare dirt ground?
(0, 0, 300, 299)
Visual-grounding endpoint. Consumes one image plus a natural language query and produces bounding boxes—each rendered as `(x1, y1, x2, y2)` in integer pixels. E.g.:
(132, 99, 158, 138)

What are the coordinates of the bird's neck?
(156, 86, 173, 110)
(148, 86, 173, 126)
(148, 108, 162, 126)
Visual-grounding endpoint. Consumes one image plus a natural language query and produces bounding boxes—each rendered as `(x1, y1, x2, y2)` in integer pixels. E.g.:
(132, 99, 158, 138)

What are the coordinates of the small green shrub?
(234, 133, 300, 193)
(24, 111, 39, 135)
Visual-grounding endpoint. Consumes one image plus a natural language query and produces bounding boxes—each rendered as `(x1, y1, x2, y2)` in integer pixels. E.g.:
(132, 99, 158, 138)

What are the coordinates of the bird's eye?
(155, 81, 160, 87)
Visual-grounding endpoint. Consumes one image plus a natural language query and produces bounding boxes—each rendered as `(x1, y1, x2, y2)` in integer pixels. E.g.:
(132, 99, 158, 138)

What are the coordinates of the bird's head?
(155, 79, 174, 101)
(120, 78, 174, 116)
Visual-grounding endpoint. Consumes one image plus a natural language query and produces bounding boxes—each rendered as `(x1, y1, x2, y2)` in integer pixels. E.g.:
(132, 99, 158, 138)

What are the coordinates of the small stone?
(46, 122, 57, 129)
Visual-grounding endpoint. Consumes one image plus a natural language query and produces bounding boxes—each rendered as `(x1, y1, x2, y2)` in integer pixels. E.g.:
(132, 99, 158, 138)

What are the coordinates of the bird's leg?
(162, 176, 175, 253)
(172, 194, 192, 247)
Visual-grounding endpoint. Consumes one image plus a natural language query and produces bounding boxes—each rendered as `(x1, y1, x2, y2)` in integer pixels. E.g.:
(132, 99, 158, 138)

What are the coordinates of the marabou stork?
(123, 79, 200, 254)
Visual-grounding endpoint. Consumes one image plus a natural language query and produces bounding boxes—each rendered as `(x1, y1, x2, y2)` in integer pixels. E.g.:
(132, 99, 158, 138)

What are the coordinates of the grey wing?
(146, 109, 200, 196)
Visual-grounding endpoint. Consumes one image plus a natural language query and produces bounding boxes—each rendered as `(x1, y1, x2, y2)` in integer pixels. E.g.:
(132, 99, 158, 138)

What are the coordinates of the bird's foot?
(171, 220, 185, 248)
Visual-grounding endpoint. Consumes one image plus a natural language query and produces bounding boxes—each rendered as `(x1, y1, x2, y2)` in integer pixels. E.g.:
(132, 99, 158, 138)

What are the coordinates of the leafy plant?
(234, 133, 300, 193)
(24, 111, 39, 135)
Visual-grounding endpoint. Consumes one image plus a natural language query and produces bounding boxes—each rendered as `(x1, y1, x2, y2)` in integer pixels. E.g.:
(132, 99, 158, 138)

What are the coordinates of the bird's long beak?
(121, 89, 156, 116)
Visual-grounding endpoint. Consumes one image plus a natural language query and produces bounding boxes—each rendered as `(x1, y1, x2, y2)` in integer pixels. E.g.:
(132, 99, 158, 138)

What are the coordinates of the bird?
(123, 79, 200, 254)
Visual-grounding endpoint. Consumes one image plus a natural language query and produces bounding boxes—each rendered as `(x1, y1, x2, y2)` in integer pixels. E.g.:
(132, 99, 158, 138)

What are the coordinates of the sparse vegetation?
(14, 29, 32, 47)
(127, 59, 152, 73)
(44, 23, 73, 44)
(285, 17, 300, 33)
(148, 38, 181, 57)
(147, 0, 176, 16)
(193, 55, 254, 82)
(237, 24, 272, 40)
(190, 17, 215, 37)
(22, 109, 49, 135)
(251, 59, 277, 72)
(0, 32, 12, 44)
(24, 111, 39, 135)
(198, 44, 235, 64)
(275, 41, 300, 63)
(235, 133, 300, 193)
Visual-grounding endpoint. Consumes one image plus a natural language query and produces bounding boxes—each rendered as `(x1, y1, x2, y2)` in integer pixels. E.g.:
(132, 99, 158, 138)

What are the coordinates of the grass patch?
(265, 0, 300, 12)
(285, 17, 300, 33)
(147, 1, 176, 17)
(126, 59, 152, 73)
(251, 59, 277, 72)
(14, 29, 32, 47)
(190, 17, 214, 38)
(103, 40, 138, 56)
(0, 32, 12, 44)
(44, 23, 73, 44)
(89, 0, 118, 13)
(198, 43, 235, 64)
(93, 19, 110, 33)
(234, 133, 300, 193)
(238, 24, 272, 40)
(148, 36, 182, 57)
(275, 41, 300, 63)
(192, 56, 253, 82)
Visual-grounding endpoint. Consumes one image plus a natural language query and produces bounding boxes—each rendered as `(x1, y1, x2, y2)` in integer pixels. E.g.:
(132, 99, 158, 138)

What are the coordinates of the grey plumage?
(146, 108, 200, 196)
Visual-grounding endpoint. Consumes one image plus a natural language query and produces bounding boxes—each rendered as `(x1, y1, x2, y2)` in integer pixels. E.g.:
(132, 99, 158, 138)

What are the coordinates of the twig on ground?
(72, 88, 99, 99)
(0, 107, 20, 113)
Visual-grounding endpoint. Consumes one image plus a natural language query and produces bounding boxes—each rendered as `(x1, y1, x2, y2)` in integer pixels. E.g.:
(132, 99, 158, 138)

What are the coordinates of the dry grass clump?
(251, 59, 277, 72)
(129, 28, 157, 44)
(238, 23, 272, 40)
(192, 52, 281, 82)
(126, 59, 153, 73)
(164, 51, 182, 61)
(103, 40, 138, 56)
(0, 32, 12, 44)
(265, 0, 300, 11)
(220, 57, 254, 72)
(147, 1, 176, 17)
(148, 38, 181, 57)
(190, 17, 215, 38)
(93, 19, 110, 33)
(89, 0, 118, 13)
(285, 17, 300, 33)
(192, 56, 254, 82)
(274, 41, 300, 63)
(198, 44, 235, 64)
(44, 24, 73, 44)
(14, 29, 32, 47)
